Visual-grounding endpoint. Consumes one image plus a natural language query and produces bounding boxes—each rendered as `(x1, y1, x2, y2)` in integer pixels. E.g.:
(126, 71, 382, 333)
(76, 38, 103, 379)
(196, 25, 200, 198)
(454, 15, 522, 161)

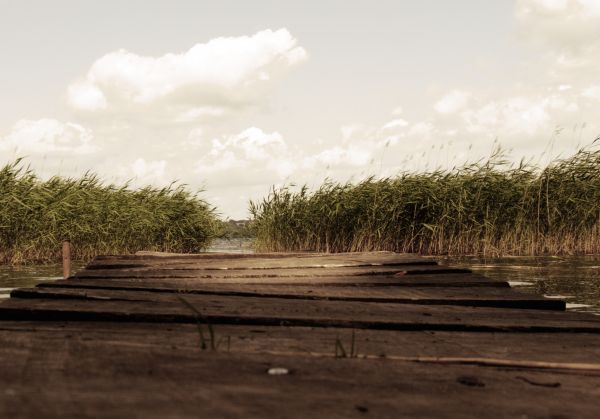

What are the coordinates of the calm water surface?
(0, 238, 251, 300)
(0, 262, 85, 300)
(1, 246, 598, 315)
(441, 256, 600, 315)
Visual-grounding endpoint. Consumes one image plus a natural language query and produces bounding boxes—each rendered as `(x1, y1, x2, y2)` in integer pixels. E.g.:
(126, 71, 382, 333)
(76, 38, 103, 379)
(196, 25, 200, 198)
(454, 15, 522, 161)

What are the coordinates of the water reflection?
(0, 239, 253, 299)
(0, 263, 84, 299)
(207, 238, 255, 254)
(441, 256, 600, 314)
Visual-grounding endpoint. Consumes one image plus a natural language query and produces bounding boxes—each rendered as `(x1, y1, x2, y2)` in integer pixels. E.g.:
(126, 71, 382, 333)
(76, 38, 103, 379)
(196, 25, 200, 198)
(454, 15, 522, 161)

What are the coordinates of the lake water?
(1, 244, 598, 315)
(440, 256, 600, 314)
(0, 262, 86, 300)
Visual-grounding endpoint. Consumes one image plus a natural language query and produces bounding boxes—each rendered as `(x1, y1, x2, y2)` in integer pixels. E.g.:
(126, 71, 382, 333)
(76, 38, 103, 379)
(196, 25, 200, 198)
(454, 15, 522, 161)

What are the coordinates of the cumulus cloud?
(97, 157, 171, 190)
(194, 127, 295, 185)
(340, 124, 365, 142)
(308, 145, 372, 167)
(517, 0, 600, 18)
(0, 119, 97, 155)
(67, 81, 107, 111)
(516, 0, 600, 79)
(407, 122, 435, 138)
(174, 106, 228, 123)
(582, 85, 600, 101)
(381, 119, 409, 130)
(208, 127, 287, 161)
(462, 97, 556, 136)
(67, 28, 307, 121)
(131, 158, 166, 178)
(434, 90, 470, 114)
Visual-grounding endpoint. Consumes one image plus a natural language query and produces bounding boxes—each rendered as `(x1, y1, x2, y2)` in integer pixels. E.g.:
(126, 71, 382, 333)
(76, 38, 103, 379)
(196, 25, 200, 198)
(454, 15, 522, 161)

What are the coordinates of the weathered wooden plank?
(76, 265, 436, 278)
(68, 272, 509, 286)
(74, 268, 505, 286)
(135, 250, 312, 258)
(97, 250, 423, 261)
(0, 322, 598, 418)
(74, 266, 472, 279)
(2, 321, 599, 364)
(86, 252, 434, 270)
(71, 274, 510, 289)
(33, 281, 564, 310)
(2, 290, 598, 332)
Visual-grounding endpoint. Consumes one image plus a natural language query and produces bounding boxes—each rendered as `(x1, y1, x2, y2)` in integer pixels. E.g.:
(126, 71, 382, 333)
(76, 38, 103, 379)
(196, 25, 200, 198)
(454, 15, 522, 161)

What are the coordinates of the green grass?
(250, 143, 600, 256)
(0, 159, 220, 264)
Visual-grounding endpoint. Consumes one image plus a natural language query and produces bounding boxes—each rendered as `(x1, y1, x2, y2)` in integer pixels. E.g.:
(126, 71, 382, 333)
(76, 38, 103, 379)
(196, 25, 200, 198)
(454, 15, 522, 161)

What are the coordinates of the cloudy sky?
(1, 0, 599, 218)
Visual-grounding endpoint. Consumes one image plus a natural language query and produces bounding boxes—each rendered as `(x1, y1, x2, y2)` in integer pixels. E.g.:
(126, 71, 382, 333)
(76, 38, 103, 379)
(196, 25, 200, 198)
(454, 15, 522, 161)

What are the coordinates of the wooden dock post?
(62, 240, 71, 279)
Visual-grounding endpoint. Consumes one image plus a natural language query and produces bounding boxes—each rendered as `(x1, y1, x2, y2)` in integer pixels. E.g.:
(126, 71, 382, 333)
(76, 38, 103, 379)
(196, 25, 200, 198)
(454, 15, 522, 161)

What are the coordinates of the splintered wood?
(1, 251, 599, 418)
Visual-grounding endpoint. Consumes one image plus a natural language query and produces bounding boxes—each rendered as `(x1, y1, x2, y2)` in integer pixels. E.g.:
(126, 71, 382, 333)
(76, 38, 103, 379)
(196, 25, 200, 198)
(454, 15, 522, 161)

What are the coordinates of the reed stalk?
(0, 159, 219, 264)
(250, 143, 600, 256)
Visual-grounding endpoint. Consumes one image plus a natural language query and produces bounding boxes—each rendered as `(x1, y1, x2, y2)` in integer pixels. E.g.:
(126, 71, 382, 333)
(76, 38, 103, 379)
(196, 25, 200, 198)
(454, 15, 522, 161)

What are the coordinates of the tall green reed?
(250, 144, 600, 256)
(0, 159, 220, 264)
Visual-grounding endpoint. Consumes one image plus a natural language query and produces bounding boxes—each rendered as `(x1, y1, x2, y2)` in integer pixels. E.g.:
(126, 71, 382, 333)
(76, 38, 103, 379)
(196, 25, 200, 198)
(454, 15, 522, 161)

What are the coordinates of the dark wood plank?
(76, 265, 439, 278)
(34, 281, 564, 310)
(3, 321, 599, 364)
(0, 322, 598, 419)
(96, 250, 426, 261)
(2, 289, 598, 332)
(71, 271, 505, 287)
(86, 252, 434, 270)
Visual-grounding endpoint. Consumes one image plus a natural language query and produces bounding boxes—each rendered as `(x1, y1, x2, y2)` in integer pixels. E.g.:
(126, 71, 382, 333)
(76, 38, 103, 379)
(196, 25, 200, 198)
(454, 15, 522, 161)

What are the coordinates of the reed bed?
(0, 160, 219, 264)
(250, 145, 600, 256)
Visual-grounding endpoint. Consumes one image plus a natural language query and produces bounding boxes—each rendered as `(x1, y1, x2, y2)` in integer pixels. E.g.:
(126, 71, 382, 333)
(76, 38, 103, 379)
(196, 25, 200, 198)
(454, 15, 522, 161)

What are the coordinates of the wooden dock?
(0, 251, 599, 418)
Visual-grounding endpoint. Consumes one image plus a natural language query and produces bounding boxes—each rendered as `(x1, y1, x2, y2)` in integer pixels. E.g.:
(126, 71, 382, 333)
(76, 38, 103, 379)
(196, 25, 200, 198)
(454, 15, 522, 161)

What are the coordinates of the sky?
(1, 0, 599, 218)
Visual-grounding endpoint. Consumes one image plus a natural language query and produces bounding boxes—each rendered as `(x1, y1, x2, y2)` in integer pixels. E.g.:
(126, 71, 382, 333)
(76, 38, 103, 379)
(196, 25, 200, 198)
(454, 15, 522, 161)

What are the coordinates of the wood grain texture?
(88, 251, 430, 267)
(2, 289, 595, 332)
(1, 251, 598, 418)
(1, 322, 599, 419)
(33, 280, 563, 309)
(2, 321, 599, 364)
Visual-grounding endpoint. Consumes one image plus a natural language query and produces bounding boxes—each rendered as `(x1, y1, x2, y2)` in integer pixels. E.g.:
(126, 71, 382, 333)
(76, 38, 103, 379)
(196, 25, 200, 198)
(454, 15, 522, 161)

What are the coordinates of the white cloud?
(461, 90, 593, 137)
(195, 127, 294, 181)
(130, 158, 167, 179)
(525, 0, 568, 12)
(109, 158, 170, 188)
(516, 0, 600, 68)
(381, 118, 409, 130)
(181, 127, 205, 149)
(434, 90, 470, 114)
(519, 0, 600, 15)
(340, 124, 364, 142)
(174, 106, 228, 123)
(212, 127, 286, 161)
(0, 119, 97, 155)
(407, 121, 435, 137)
(496, 98, 550, 135)
(308, 145, 372, 167)
(67, 28, 307, 119)
(582, 85, 600, 101)
(67, 81, 107, 111)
